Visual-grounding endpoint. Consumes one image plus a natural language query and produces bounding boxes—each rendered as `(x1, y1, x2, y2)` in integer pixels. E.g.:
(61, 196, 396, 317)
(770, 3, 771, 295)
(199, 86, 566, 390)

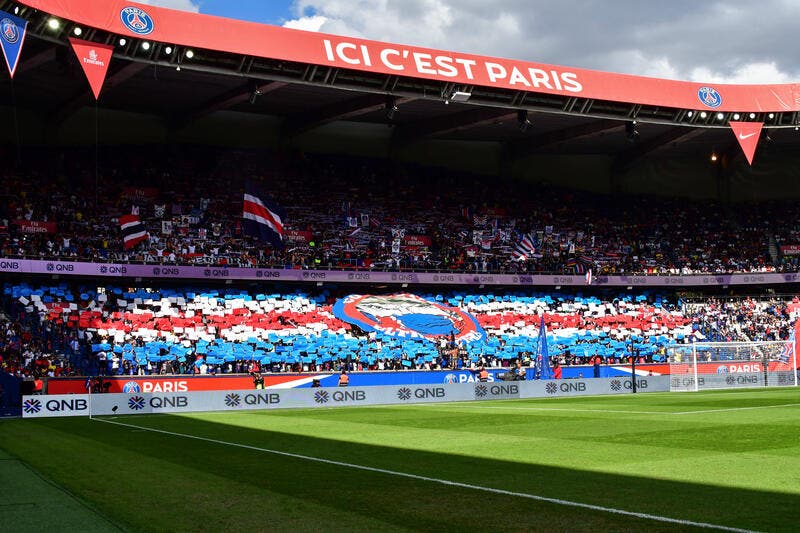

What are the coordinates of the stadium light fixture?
(185, 49, 195, 59)
(141, 41, 151, 51)
(165, 46, 173, 55)
(450, 91, 471, 103)
(624, 121, 639, 143)
(710, 152, 718, 162)
(14, 6, 19, 14)
(716, 112, 725, 120)
(73, 27, 82, 36)
(385, 95, 398, 120)
(749, 113, 756, 119)
(768, 113, 775, 120)
(700, 111, 707, 119)
(686, 111, 694, 118)
(733, 113, 740, 120)
(119, 38, 127, 46)
(517, 110, 531, 133)
(47, 18, 60, 30)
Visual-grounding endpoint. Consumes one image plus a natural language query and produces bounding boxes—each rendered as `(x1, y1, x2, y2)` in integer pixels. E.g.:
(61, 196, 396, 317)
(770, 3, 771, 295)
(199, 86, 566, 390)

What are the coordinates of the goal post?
(666, 341, 798, 392)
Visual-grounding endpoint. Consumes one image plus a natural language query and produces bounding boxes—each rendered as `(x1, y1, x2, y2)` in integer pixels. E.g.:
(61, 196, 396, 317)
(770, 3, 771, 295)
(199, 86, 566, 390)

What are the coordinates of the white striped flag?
(243, 182, 286, 248)
(119, 214, 148, 250)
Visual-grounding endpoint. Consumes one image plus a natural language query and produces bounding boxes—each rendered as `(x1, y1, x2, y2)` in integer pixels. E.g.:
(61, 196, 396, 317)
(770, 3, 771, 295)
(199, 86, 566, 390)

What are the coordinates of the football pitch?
(1, 388, 798, 532)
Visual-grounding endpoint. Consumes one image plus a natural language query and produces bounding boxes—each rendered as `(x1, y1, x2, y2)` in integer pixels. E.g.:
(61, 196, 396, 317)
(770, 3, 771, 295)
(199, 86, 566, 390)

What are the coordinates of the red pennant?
(729, 121, 763, 166)
(69, 38, 113, 100)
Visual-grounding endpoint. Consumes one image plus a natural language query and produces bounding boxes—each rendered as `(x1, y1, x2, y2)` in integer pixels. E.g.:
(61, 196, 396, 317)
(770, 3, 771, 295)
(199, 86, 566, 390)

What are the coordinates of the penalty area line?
(92, 417, 755, 533)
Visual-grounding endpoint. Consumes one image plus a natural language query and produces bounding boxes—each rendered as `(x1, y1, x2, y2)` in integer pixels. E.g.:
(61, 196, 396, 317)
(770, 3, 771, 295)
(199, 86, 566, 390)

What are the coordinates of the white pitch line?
(92, 417, 757, 533)
(671, 403, 800, 415)
(414, 404, 663, 415)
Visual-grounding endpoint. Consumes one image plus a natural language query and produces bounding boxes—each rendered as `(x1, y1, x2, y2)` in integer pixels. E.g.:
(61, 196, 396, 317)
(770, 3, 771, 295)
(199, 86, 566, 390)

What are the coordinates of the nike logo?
(738, 132, 757, 140)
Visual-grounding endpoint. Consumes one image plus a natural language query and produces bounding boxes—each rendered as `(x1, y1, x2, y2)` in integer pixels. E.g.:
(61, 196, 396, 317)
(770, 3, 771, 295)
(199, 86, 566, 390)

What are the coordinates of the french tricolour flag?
(119, 214, 148, 250)
(243, 182, 286, 247)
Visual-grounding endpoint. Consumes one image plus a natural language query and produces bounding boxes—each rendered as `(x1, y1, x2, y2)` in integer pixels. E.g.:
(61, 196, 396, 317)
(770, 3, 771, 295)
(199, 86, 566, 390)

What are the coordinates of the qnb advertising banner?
(2, 259, 800, 287)
(22, 377, 670, 418)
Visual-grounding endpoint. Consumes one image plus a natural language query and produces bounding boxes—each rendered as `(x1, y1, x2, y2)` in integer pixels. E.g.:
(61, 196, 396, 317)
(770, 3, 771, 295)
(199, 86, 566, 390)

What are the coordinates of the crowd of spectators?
(2, 282, 798, 379)
(0, 146, 791, 275)
(0, 314, 76, 379)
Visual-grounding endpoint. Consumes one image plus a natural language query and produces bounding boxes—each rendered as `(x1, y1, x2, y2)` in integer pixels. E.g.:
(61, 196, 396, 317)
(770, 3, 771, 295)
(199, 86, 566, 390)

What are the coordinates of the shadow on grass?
(1, 414, 795, 532)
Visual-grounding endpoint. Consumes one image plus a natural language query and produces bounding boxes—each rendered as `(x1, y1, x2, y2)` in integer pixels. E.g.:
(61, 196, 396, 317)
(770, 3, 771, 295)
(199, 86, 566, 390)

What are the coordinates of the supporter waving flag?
(119, 214, 148, 249)
(243, 182, 286, 248)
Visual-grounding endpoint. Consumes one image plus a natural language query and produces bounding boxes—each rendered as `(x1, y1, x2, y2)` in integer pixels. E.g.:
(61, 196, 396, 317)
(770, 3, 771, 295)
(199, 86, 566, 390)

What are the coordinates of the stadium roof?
(3, 0, 800, 164)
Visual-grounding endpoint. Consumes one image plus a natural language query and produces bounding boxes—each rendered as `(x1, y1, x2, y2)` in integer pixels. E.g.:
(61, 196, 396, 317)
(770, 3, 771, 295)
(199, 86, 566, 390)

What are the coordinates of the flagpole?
(95, 100, 99, 210)
(10, 80, 21, 167)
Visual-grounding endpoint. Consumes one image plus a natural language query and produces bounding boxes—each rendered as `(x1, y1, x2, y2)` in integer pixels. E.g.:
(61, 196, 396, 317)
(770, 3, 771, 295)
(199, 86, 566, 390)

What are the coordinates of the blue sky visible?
(190, 0, 296, 25)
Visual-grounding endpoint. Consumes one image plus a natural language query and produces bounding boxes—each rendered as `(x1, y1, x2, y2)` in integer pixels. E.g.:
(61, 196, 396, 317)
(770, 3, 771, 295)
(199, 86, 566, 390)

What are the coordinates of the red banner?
(13, 219, 57, 234)
(21, 1, 800, 112)
(729, 122, 763, 165)
(285, 229, 313, 243)
(121, 186, 160, 201)
(46, 374, 316, 394)
(69, 37, 113, 99)
(781, 245, 800, 256)
(402, 235, 432, 247)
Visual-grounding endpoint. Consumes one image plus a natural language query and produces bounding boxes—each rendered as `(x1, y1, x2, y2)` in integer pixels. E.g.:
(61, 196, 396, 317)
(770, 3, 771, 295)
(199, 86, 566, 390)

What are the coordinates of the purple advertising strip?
(0, 258, 797, 287)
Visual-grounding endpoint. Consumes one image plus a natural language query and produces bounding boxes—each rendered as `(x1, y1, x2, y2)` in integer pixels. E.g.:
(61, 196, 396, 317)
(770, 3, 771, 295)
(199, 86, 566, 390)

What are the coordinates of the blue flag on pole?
(536, 315, 554, 380)
(0, 11, 28, 78)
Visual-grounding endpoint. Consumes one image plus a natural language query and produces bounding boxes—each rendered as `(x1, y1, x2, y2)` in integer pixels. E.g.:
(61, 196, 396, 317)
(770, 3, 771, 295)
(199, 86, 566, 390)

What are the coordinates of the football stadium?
(1, 1, 799, 531)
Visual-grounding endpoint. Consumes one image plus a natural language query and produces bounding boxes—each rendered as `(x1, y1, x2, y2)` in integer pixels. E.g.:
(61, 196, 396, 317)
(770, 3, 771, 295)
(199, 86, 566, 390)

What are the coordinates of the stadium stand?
(3, 282, 798, 378)
(0, 148, 785, 276)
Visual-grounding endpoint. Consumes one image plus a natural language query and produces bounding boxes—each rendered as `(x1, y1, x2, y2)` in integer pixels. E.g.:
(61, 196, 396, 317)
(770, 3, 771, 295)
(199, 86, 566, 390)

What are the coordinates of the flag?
(119, 214, 148, 249)
(729, 121, 763, 166)
(0, 10, 28, 78)
(780, 328, 795, 365)
(69, 38, 113, 100)
(585, 269, 593, 286)
(535, 316, 554, 380)
(243, 182, 285, 248)
(513, 232, 536, 260)
(461, 206, 473, 221)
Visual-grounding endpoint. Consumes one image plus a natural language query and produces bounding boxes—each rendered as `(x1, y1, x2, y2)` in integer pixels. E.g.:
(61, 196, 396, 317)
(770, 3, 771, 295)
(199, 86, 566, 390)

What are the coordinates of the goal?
(667, 341, 798, 392)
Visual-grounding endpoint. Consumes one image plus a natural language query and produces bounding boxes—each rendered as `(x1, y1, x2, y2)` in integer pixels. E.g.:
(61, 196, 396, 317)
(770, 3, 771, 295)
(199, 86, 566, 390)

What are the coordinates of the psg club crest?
(122, 381, 142, 393)
(120, 7, 154, 35)
(332, 293, 485, 343)
(698, 86, 722, 108)
(1, 18, 18, 44)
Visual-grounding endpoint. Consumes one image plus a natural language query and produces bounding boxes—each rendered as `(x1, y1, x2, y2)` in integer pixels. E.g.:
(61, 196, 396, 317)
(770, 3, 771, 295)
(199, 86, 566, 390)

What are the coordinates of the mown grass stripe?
(94, 416, 758, 533)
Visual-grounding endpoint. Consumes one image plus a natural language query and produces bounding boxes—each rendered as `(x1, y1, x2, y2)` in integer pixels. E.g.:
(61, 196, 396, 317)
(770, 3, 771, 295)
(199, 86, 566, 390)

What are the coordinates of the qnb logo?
(225, 393, 241, 407)
(1, 18, 18, 44)
(128, 396, 145, 410)
(545, 382, 558, 395)
(474, 385, 488, 397)
(314, 391, 330, 404)
(23, 399, 42, 414)
(397, 387, 412, 401)
(698, 86, 722, 108)
(120, 7, 154, 35)
(610, 380, 622, 391)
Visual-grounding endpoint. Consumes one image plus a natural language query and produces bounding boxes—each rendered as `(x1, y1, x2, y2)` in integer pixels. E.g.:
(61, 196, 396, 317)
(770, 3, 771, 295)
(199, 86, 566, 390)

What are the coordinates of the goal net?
(667, 341, 798, 392)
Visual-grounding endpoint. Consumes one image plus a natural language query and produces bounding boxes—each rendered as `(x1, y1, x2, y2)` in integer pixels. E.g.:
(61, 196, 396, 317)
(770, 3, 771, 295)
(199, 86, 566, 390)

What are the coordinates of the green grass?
(1, 388, 799, 532)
